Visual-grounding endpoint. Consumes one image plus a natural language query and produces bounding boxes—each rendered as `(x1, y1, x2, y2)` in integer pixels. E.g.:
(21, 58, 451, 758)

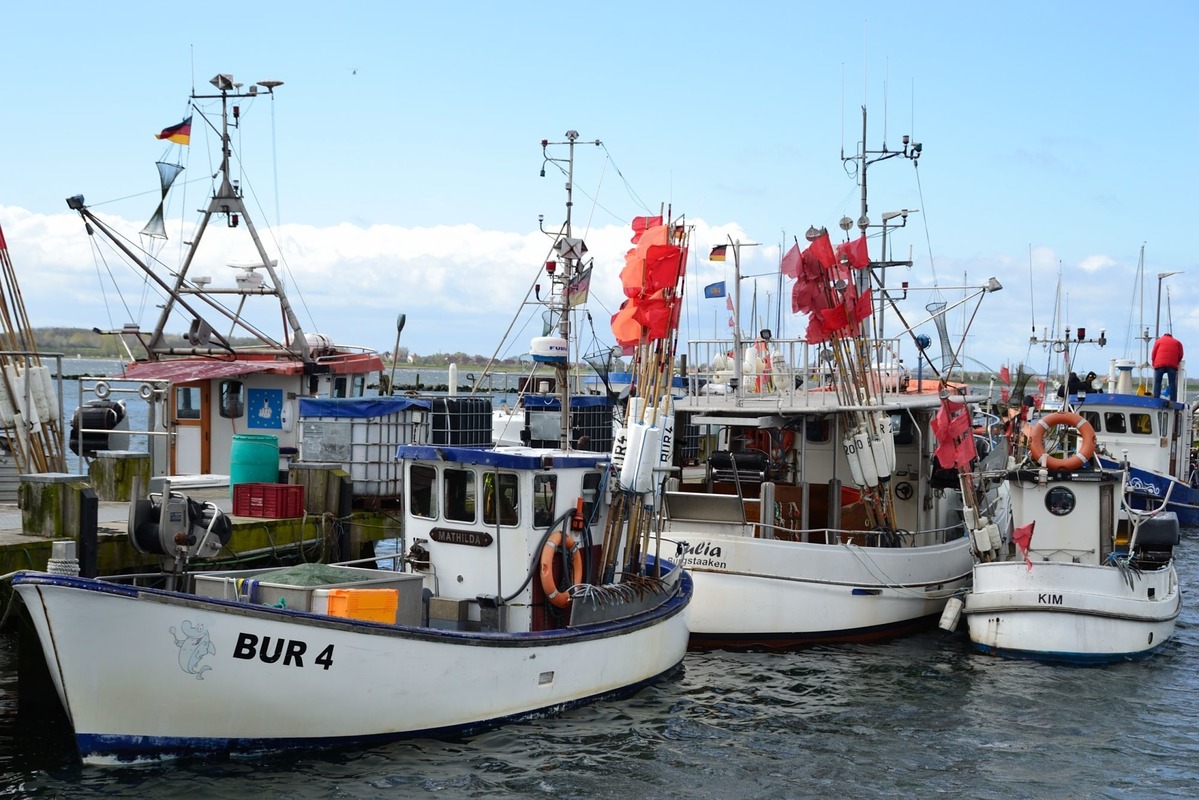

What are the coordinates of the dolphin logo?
(170, 620, 216, 680)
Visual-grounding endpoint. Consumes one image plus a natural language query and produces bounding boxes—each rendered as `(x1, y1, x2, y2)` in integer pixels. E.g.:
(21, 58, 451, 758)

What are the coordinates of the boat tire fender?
(1027, 411, 1096, 471)
(540, 530, 583, 609)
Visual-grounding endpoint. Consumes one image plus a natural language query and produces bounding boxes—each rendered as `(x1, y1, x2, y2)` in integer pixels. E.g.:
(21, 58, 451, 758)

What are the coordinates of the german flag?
(156, 116, 192, 145)
(709, 244, 727, 262)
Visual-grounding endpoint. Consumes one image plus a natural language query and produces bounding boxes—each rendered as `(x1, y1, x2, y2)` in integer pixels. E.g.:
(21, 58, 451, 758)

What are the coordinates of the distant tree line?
(21, 328, 525, 367)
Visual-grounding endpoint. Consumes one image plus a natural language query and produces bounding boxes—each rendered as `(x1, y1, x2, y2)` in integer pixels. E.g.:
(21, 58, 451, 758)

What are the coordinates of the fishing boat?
(13, 128, 692, 764)
(64, 74, 383, 483)
(1073, 372, 1197, 526)
(1012, 249, 1198, 525)
(954, 411, 1182, 662)
(660, 109, 1009, 649)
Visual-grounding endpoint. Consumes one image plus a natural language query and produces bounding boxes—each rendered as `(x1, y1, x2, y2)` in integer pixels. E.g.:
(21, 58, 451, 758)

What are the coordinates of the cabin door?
(171, 382, 210, 475)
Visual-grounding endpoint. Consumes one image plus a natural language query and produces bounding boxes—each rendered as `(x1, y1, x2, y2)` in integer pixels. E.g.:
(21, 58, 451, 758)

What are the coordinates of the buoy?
(938, 596, 964, 632)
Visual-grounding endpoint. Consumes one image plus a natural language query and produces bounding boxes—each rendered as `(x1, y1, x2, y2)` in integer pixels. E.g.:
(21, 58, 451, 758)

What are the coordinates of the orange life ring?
(539, 530, 583, 609)
(1027, 411, 1096, 470)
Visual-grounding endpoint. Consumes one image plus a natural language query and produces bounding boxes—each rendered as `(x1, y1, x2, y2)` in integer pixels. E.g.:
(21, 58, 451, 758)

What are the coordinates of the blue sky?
(1, 1, 1196, 381)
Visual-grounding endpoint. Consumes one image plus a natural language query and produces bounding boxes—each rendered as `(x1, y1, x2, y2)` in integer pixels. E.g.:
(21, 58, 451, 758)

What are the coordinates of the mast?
(540, 131, 599, 449)
(68, 73, 311, 363)
(151, 74, 308, 360)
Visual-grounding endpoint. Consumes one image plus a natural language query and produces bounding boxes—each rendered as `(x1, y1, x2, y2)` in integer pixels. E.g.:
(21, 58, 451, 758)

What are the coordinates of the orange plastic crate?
(316, 588, 399, 623)
(233, 483, 305, 518)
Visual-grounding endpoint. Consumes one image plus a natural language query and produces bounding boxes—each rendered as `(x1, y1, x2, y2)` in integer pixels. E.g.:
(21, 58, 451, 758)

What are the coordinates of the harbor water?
(0, 529, 1196, 797)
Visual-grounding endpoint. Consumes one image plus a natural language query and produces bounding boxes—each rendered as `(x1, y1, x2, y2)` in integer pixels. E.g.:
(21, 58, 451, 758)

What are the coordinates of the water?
(1, 531, 1196, 798)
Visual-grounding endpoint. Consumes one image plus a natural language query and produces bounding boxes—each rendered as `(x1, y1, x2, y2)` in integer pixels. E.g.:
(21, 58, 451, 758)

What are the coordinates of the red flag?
(630, 215, 663, 243)
(1000, 387, 1010, 404)
(620, 250, 645, 298)
(802, 230, 836, 270)
(643, 244, 682, 294)
(1012, 521, 1035, 570)
(633, 293, 673, 340)
(820, 303, 849, 336)
(780, 243, 801, 278)
(804, 314, 830, 344)
(844, 234, 869, 268)
(848, 287, 873, 325)
(1036, 378, 1046, 396)
(610, 302, 641, 348)
(999, 365, 1011, 385)
(931, 398, 976, 470)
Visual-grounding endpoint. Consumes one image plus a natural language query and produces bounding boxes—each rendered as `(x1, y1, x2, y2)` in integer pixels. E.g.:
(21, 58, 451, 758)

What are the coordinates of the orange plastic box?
(312, 588, 399, 623)
(233, 483, 305, 518)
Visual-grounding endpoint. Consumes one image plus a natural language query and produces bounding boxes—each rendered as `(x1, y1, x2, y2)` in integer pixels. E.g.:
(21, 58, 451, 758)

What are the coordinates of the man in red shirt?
(1151, 332, 1184, 398)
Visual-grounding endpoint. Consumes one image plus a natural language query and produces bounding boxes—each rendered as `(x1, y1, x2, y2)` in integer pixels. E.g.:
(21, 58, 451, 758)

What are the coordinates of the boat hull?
(962, 560, 1180, 664)
(14, 570, 691, 763)
(672, 533, 973, 649)
(1098, 457, 1199, 527)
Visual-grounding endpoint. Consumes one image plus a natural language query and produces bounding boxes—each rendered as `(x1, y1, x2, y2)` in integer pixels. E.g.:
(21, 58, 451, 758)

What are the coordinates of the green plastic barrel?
(230, 434, 280, 496)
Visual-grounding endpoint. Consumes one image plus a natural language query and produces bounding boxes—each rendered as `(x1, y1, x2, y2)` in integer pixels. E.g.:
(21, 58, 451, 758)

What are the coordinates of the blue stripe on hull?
(969, 640, 1171, 666)
(688, 612, 942, 651)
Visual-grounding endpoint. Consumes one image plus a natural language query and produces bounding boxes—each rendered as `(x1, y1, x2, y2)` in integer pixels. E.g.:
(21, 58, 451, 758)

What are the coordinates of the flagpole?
(731, 237, 742, 403)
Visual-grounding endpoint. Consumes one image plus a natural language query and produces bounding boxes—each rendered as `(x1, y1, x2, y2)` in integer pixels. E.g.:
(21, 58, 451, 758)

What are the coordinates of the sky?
(1, 1, 1196, 382)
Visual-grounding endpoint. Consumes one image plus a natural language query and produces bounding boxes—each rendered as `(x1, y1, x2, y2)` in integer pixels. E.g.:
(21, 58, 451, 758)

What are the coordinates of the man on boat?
(1151, 333, 1184, 399)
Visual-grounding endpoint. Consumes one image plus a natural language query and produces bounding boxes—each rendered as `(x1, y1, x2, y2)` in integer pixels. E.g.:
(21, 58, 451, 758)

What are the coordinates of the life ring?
(1027, 411, 1096, 470)
(539, 530, 583, 609)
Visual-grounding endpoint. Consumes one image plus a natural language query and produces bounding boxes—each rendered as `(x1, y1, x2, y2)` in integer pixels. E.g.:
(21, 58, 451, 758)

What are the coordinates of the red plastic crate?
(233, 483, 305, 518)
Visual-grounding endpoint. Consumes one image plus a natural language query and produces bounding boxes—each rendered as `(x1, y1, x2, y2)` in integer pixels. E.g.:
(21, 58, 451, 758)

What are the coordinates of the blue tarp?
(299, 396, 431, 419)
(521, 395, 613, 409)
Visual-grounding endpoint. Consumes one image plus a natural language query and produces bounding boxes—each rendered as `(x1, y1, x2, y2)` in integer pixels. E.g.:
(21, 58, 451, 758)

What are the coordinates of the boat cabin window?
(1103, 412, 1127, 434)
(1081, 411, 1100, 431)
(351, 374, 366, 397)
(409, 464, 437, 519)
(483, 471, 519, 526)
(891, 412, 915, 445)
(804, 418, 831, 443)
(532, 474, 557, 528)
(333, 376, 348, 398)
(1130, 413, 1153, 435)
(581, 471, 602, 525)
(175, 386, 201, 420)
(219, 380, 244, 418)
(444, 467, 476, 522)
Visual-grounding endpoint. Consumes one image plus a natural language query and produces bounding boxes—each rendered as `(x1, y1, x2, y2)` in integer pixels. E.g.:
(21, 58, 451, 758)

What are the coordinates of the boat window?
(581, 471, 602, 525)
(1130, 413, 1153, 435)
(482, 471, 519, 526)
(351, 374, 366, 397)
(1103, 412, 1127, 434)
(1081, 411, 1100, 431)
(805, 418, 831, 443)
(891, 413, 915, 445)
(175, 386, 201, 420)
(409, 464, 437, 519)
(532, 474, 557, 528)
(444, 467, 476, 522)
(333, 376, 348, 398)
(219, 380, 244, 418)
(1158, 411, 1171, 437)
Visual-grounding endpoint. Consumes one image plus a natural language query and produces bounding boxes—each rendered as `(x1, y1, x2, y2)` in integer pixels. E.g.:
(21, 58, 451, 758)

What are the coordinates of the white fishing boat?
(1013, 248, 1198, 525)
(956, 423, 1181, 662)
(13, 127, 691, 763)
(659, 109, 1009, 648)
(64, 74, 383, 484)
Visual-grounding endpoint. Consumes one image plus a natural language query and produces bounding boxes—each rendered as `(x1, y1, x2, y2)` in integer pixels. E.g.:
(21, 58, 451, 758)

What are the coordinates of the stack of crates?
(524, 395, 613, 452)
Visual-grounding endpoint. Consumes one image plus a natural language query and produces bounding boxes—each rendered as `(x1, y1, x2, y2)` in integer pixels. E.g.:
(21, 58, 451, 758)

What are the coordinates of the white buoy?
(447, 363, 458, 396)
(854, 426, 879, 487)
(938, 596, 964, 632)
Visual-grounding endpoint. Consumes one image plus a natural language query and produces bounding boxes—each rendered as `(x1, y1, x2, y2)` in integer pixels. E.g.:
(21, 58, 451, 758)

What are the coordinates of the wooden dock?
(0, 489, 402, 580)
